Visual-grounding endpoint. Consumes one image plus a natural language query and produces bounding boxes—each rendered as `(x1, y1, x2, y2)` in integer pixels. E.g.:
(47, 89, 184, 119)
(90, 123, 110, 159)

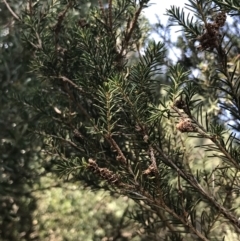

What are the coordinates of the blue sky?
(144, 0, 187, 25)
(143, 0, 188, 61)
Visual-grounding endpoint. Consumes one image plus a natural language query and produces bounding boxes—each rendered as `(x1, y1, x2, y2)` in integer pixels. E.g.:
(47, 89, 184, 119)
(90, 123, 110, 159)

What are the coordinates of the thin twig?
(120, 0, 145, 56)
(177, 171, 191, 229)
(3, 0, 20, 21)
(54, 1, 73, 50)
(137, 186, 209, 241)
(162, 203, 209, 241)
(108, 0, 113, 30)
(106, 134, 127, 164)
(34, 131, 84, 153)
(28, 0, 33, 16)
(98, 0, 105, 17)
(35, 31, 42, 49)
(205, 169, 237, 234)
(56, 76, 85, 94)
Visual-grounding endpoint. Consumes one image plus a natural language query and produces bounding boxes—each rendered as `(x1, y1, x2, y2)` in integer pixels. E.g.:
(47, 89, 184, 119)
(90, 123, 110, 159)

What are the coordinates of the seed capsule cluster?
(176, 118, 196, 132)
(88, 159, 120, 185)
(197, 11, 227, 51)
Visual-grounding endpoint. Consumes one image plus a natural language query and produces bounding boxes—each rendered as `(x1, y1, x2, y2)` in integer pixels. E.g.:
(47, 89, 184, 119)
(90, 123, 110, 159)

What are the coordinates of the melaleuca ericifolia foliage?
(4, 0, 240, 240)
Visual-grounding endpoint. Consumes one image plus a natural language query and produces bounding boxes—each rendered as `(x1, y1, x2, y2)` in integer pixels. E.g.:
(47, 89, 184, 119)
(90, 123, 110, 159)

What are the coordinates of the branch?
(108, 0, 113, 30)
(56, 76, 85, 94)
(136, 186, 209, 241)
(34, 131, 84, 153)
(98, 0, 106, 17)
(154, 144, 240, 230)
(120, 0, 145, 56)
(3, 0, 20, 21)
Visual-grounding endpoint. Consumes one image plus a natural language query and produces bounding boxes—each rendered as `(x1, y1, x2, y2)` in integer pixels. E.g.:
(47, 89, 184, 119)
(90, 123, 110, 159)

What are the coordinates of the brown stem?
(138, 187, 209, 241)
(34, 131, 84, 153)
(206, 169, 239, 234)
(108, 0, 113, 30)
(28, 0, 33, 16)
(98, 0, 105, 17)
(3, 0, 20, 21)
(155, 143, 240, 230)
(120, 1, 145, 56)
(162, 203, 209, 241)
(57, 76, 85, 94)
